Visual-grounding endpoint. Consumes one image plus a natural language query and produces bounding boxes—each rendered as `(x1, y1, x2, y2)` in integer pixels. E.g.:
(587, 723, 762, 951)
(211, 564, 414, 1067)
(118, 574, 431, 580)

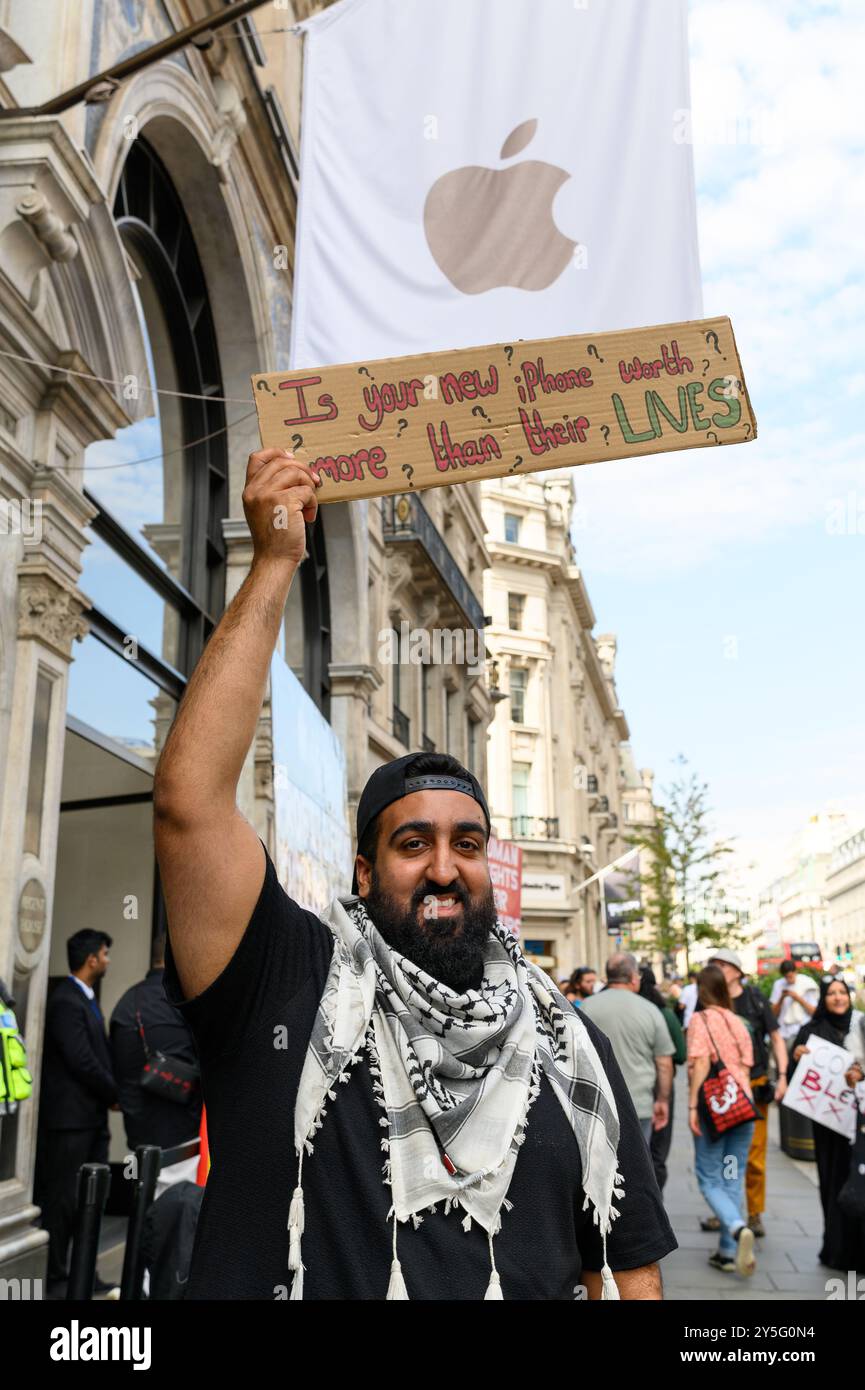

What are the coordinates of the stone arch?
(81, 63, 366, 702)
(87, 61, 367, 693)
(88, 62, 270, 495)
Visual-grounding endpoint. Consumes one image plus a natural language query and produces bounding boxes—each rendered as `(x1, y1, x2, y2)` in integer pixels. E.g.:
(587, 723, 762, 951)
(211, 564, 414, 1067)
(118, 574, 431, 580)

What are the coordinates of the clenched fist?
(242, 449, 322, 569)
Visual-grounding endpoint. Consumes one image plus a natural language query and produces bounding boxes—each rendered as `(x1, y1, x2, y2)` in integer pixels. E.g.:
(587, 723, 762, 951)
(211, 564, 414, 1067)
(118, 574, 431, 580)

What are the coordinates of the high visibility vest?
(0, 1005, 32, 1111)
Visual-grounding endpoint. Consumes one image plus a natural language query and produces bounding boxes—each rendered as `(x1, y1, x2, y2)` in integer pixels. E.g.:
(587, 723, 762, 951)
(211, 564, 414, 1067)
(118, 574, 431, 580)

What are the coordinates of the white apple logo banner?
(288, 0, 702, 369)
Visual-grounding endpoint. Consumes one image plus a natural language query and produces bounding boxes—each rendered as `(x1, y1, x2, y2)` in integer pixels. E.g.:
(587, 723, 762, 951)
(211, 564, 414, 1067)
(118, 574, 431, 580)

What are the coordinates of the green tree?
(625, 757, 738, 971)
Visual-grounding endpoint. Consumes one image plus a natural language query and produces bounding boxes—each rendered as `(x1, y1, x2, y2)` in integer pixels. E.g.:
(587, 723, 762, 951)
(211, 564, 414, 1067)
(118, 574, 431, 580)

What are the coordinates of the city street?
(663, 1070, 830, 1301)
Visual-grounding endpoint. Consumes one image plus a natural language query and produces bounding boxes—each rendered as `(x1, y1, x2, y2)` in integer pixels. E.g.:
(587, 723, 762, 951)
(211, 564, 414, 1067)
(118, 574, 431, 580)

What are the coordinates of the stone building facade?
(824, 826, 865, 970)
(481, 468, 655, 977)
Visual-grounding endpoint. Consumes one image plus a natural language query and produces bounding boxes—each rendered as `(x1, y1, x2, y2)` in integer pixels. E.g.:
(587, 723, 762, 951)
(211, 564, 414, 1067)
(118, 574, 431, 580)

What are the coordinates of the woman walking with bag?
(688, 964, 758, 1276)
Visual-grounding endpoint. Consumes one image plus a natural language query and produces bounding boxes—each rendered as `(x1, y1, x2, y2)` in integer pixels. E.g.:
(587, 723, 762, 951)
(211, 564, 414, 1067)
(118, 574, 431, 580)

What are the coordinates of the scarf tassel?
(600, 1232, 620, 1300)
(386, 1259, 409, 1299)
(484, 1229, 504, 1298)
(387, 1216, 410, 1299)
(287, 1184, 305, 1272)
(484, 1269, 503, 1300)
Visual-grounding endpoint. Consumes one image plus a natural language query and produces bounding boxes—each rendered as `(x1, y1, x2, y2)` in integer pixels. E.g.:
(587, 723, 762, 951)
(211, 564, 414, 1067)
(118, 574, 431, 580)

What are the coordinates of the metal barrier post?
(66, 1163, 111, 1300)
(119, 1144, 161, 1301)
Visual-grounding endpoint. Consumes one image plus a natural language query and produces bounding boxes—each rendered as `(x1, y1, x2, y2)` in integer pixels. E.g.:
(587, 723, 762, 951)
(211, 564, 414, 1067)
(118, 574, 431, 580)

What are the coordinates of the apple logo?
(423, 119, 577, 294)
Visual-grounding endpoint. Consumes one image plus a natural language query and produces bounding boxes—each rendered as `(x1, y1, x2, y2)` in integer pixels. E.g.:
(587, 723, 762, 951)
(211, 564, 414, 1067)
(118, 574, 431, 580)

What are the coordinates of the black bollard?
(119, 1145, 161, 1300)
(67, 1163, 111, 1300)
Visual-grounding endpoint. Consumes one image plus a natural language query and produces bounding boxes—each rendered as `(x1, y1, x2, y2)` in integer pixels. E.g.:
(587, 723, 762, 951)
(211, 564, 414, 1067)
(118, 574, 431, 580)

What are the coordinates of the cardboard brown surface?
(251, 316, 756, 504)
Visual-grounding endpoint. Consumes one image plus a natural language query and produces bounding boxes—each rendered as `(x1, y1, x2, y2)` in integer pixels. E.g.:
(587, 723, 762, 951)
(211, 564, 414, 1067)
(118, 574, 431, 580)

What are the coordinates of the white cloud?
(571, 421, 865, 575)
(569, 1, 865, 575)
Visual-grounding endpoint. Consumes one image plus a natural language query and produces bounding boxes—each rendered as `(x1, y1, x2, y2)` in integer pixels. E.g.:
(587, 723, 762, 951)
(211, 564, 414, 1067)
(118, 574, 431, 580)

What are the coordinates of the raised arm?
(153, 450, 321, 1000)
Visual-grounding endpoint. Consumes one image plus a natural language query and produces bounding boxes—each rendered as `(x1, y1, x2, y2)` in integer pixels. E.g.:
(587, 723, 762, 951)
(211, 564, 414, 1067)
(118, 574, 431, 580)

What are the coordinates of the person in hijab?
(787, 978, 865, 1272)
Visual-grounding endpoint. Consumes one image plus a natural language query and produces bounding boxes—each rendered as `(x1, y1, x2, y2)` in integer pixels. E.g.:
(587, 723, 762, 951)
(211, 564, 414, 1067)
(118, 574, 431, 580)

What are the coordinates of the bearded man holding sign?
(152, 449, 676, 1301)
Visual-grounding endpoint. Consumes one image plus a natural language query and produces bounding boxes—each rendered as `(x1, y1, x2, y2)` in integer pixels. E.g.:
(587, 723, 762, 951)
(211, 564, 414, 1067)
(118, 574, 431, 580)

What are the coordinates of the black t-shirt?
(732, 985, 779, 1079)
(163, 845, 677, 1300)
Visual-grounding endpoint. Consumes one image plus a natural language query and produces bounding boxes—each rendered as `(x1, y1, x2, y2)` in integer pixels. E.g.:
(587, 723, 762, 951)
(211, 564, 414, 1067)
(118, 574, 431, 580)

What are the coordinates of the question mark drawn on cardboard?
(743, 422, 752, 439)
(401, 462, 415, 487)
(256, 379, 275, 396)
(471, 405, 491, 424)
(358, 366, 374, 380)
(600, 425, 611, 446)
(707, 430, 719, 444)
(705, 330, 726, 361)
(702, 359, 710, 376)
(397, 419, 408, 437)
(507, 455, 525, 475)
(587, 343, 604, 364)
(504, 346, 514, 364)
(291, 434, 303, 451)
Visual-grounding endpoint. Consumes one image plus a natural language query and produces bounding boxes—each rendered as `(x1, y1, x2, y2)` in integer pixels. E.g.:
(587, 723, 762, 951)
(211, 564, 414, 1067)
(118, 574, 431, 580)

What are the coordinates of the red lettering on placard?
(801, 1069, 822, 1092)
(357, 377, 427, 433)
(426, 421, 501, 472)
(618, 341, 694, 384)
(439, 365, 499, 405)
(519, 407, 590, 455)
(519, 357, 593, 404)
(279, 375, 339, 425)
(311, 446, 388, 484)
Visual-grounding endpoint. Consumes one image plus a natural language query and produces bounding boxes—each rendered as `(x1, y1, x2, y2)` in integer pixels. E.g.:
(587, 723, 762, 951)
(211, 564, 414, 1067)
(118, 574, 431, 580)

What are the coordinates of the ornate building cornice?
(17, 569, 90, 659)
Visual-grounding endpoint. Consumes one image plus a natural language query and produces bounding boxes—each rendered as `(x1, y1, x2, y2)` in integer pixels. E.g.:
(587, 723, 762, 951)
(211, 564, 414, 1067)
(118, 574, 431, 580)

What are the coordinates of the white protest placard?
(783, 1038, 857, 1141)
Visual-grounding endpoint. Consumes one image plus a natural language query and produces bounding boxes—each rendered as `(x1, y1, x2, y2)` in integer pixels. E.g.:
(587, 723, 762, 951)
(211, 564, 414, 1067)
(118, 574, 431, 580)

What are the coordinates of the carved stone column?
(0, 562, 92, 1282)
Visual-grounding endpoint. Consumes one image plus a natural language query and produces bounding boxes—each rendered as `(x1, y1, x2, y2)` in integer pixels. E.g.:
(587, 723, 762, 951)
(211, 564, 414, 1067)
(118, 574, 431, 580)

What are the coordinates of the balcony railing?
(393, 704, 410, 747)
(381, 492, 485, 631)
(510, 816, 560, 840)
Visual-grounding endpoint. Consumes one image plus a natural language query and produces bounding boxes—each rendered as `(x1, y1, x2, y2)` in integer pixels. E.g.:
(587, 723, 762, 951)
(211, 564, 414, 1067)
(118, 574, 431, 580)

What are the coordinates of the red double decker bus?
(756, 941, 824, 977)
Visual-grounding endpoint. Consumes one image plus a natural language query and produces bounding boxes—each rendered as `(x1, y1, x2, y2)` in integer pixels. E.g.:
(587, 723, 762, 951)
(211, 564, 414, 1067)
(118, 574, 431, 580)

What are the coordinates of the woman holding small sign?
(787, 979, 865, 1273)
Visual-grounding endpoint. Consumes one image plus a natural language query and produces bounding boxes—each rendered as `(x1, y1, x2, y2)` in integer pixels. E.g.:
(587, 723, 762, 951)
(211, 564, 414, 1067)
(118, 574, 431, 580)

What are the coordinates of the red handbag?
(697, 1013, 758, 1140)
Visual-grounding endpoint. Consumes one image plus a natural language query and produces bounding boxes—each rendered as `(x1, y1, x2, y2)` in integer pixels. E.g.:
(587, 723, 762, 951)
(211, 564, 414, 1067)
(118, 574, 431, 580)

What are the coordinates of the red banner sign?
(488, 835, 523, 938)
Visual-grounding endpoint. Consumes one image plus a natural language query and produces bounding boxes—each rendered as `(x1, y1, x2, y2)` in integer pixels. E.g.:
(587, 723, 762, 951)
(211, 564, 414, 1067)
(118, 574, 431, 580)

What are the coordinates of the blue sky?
(571, 0, 865, 887)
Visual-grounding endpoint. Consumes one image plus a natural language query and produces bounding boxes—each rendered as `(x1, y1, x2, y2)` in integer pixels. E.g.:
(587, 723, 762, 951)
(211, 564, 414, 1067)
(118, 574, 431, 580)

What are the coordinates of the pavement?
(661, 1068, 831, 1301)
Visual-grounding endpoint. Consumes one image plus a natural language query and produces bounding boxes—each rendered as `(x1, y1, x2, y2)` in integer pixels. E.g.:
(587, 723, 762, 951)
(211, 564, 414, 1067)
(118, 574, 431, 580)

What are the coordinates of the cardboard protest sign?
(784, 1039, 857, 1140)
(251, 316, 756, 504)
(488, 835, 522, 938)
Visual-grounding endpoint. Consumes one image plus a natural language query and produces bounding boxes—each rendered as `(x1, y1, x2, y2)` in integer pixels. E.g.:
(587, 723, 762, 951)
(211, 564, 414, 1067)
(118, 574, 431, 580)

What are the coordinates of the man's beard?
(364, 868, 498, 993)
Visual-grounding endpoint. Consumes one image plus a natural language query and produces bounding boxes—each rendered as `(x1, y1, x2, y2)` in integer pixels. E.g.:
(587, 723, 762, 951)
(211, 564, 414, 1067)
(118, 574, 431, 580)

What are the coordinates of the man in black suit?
(110, 934, 201, 1152)
(35, 929, 118, 1293)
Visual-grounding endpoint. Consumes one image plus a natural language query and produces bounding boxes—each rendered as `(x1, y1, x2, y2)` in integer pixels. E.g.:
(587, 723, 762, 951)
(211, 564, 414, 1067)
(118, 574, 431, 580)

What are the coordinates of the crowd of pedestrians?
(32, 912, 865, 1298)
(563, 947, 865, 1282)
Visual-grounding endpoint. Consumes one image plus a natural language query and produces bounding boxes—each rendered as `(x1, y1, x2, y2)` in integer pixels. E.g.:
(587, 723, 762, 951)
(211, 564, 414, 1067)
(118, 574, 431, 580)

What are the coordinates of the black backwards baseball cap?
(350, 753, 492, 893)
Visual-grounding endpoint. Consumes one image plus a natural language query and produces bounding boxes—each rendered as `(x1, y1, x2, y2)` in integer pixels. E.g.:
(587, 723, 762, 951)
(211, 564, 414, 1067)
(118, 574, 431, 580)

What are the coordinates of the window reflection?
(78, 532, 177, 669)
(67, 633, 175, 758)
(83, 269, 186, 581)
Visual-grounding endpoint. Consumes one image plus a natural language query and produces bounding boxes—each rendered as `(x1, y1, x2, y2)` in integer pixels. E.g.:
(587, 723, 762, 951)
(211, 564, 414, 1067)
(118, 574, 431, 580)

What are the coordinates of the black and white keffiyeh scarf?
(288, 895, 624, 1300)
